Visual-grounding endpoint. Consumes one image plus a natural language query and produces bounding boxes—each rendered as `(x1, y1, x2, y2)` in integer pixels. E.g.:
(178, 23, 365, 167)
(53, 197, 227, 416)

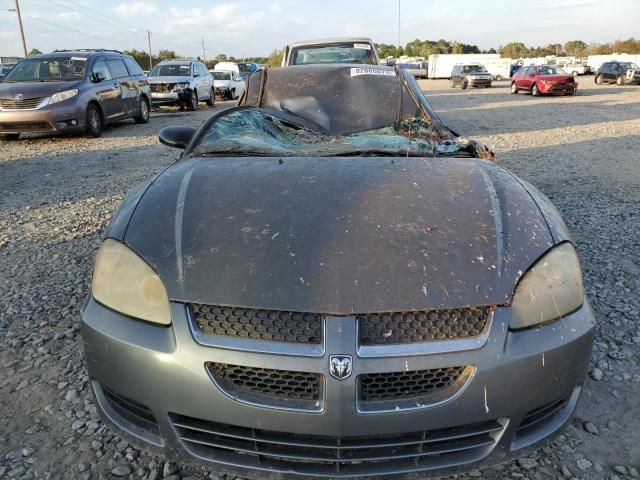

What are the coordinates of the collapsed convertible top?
(239, 64, 453, 137)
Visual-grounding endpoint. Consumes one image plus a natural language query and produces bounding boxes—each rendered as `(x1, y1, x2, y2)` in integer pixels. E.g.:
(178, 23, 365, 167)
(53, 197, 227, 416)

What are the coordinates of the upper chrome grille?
(0, 97, 46, 110)
(358, 307, 491, 345)
(191, 304, 323, 344)
(150, 83, 174, 93)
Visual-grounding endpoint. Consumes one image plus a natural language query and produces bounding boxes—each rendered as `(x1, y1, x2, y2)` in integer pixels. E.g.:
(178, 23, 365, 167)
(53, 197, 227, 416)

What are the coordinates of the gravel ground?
(1, 79, 639, 480)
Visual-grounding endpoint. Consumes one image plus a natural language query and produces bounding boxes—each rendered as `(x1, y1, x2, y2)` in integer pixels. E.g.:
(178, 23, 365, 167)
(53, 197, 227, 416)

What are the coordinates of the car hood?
(214, 79, 231, 87)
(147, 76, 191, 84)
(123, 156, 554, 314)
(0, 80, 82, 98)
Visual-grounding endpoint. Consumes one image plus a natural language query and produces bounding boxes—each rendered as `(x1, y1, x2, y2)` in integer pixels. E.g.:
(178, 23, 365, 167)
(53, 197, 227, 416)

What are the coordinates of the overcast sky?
(1, 0, 638, 58)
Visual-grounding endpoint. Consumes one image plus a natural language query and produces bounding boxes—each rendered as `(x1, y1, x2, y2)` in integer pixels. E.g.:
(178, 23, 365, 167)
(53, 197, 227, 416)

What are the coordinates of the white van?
(214, 62, 240, 75)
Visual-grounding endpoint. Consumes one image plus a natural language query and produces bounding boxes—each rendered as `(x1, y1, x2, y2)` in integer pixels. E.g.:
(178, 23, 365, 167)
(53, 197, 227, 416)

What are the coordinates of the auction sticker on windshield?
(350, 67, 396, 77)
(353, 43, 372, 50)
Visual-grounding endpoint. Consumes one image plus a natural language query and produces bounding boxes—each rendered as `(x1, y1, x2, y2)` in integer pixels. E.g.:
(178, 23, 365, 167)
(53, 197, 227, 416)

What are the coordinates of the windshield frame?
(462, 65, 488, 74)
(149, 63, 192, 77)
(213, 71, 232, 80)
(290, 42, 378, 66)
(535, 65, 567, 75)
(2, 56, 88, 83)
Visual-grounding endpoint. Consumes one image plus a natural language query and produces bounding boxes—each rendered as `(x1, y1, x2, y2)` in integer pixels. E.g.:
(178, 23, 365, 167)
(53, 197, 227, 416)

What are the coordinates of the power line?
(42, 0, 141, 36)
(51, 0, 200, 53)
(21, 0, 209, 57)
(23, 14, 132, 49)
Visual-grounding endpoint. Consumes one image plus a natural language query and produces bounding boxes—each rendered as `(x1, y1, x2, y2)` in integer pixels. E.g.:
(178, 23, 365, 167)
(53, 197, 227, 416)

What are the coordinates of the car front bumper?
(539, 83, 577, 94)
(81, 297, 595, 479)
(150, 91, 191, 106)
(468, 79, 492, 87)
(0, 100, 87, 134)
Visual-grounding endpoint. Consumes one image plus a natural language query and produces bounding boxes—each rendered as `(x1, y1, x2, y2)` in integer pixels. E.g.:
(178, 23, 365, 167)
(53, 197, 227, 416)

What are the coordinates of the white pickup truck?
(558, 63, 590, 76)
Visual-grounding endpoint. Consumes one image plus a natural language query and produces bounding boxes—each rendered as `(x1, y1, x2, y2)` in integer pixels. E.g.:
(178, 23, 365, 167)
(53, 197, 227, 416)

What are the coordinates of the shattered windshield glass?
(190, 108, 492, 159)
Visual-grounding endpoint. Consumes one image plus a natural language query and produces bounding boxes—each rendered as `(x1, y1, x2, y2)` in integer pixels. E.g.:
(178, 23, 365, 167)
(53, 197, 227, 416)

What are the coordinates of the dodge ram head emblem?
(14, 94, 24, 101)
(329, 354, 352, 380)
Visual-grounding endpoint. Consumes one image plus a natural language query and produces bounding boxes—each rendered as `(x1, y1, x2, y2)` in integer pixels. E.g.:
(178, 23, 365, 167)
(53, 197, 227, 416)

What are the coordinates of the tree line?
(24, 37, 640, 68)
(377, 38, 640, 59)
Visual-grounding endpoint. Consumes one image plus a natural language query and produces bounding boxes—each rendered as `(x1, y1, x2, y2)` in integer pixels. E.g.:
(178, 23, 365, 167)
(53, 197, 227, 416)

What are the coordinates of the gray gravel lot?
(1, 79, 639, 480)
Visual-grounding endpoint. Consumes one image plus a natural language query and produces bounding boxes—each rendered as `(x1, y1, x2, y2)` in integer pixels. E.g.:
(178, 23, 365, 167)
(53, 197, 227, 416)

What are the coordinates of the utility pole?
(14, 0, 27, 57)
(398, 0, 401, 49)
(146, 30, 153, 70)
(201, 36, 206, 62)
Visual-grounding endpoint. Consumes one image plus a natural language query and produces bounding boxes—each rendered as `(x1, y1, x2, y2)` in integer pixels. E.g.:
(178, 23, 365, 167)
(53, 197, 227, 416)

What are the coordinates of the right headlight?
(510, 243, 584, 330)
(92, 239, 172, 325)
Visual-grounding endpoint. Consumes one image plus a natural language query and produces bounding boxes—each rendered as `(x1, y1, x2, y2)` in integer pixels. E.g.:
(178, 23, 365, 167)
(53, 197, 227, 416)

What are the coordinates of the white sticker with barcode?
(350, 67, 396, 77)
(353, 43, 372, 50)
(70, 57, 87, 61)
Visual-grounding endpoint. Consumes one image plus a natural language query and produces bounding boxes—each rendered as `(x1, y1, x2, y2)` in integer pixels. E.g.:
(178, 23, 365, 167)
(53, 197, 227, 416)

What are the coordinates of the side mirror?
(159, 126, 197, 149)
(92, 71, 106, 83)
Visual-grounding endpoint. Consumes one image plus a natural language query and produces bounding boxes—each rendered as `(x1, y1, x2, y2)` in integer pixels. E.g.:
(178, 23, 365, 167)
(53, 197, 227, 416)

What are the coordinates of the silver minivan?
(0, 49, 151, 139)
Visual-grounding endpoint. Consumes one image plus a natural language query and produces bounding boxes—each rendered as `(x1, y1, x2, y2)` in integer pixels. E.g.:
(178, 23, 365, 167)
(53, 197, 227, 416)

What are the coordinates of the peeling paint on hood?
(123, 156, 554, 314)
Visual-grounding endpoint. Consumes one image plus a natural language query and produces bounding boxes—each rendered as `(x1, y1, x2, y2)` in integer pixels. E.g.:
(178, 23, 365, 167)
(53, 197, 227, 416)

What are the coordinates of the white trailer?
(427, 54, 500, 79)
(587, 54, 640, 72)
(481, 58, 512, 80)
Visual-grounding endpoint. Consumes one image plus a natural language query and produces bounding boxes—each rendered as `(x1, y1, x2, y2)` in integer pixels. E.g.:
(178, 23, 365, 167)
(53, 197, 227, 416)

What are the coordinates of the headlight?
(510, 243, 584, 330)
(172, 82, 190, 92)
(49, 89, 78, 104)
(92, 239, 171, 325)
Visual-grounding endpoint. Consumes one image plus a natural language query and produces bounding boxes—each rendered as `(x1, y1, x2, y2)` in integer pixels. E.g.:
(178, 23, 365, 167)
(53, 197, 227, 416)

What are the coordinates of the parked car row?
(0, 50, 257, 140)
(448, 59, 640, 96)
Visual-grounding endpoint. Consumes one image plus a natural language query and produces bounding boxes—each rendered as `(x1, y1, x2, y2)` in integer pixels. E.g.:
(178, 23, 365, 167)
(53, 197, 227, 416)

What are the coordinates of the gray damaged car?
(82, 64, 595, 479)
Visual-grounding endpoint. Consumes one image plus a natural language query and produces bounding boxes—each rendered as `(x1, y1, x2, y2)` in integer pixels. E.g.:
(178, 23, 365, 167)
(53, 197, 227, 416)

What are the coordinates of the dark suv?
(450, 64, 492, 89)
(595, 61, 640, 85)
(0, 49, 151, 140)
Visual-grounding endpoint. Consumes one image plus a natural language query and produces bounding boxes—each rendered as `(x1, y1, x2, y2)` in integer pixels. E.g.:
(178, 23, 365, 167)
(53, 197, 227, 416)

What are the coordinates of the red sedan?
(511, 65, 577, 96)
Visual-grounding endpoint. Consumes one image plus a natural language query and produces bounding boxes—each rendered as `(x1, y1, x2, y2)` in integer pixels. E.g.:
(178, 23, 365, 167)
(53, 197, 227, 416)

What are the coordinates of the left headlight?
(49, 89, 79, 105)
(510, 243, 584, 330)
(92, 239, 172, 325)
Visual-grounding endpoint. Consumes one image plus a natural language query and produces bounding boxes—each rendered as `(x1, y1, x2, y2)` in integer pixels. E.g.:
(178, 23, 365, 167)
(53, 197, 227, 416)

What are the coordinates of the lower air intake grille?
(358, 366, 474, 412)
(517, 397, 568, 435)
(358, 307, 491, 345)
(191, 304, 322, 344)
(207, 362, 323, 411)
(102, 385, 159, 435)
(0, 121, 51, 132)
(170, 414, 504, 476)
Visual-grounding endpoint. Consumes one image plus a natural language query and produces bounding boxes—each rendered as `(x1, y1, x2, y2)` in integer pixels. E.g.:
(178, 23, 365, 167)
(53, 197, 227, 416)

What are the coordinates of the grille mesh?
(207, 363, 322, 410)
(192, 304, 322, 344)
(358, 307, 490, 345)
(102, 385, 159, 434)
(359, 366, 469, 403)
(150, 83, 174, 93)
